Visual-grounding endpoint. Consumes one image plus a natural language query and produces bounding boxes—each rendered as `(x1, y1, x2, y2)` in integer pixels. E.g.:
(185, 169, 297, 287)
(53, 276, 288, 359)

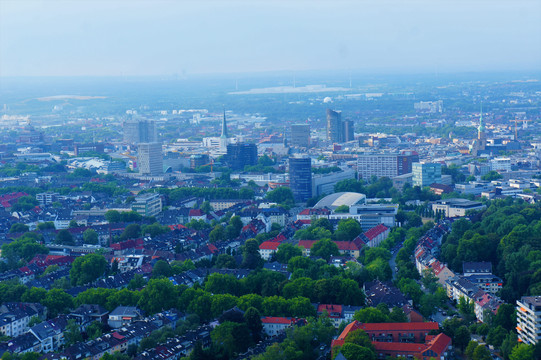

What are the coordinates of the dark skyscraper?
(290, 124, 310, 148)
(227, 143, 258, 170)
(289, 155, 312, 202)
(326, 109, 342, 143)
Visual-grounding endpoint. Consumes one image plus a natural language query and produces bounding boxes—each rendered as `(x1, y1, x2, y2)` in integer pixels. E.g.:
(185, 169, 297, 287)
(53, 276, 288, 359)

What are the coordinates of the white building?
(490, 157, 511, 172)
(431, 198, 486, 218)
(517, 296, 541, 345)
(138, 142, 163, 175)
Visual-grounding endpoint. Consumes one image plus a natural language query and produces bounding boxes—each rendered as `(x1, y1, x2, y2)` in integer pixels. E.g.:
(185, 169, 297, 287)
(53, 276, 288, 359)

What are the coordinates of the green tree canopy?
(70, 254, 108, 286)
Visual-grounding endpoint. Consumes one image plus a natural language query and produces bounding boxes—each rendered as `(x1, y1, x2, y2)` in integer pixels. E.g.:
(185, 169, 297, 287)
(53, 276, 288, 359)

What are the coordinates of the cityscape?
(0, 1, 540, 360)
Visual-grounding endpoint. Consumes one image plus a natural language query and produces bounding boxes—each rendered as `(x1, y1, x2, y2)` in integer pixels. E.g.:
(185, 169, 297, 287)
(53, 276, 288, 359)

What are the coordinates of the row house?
(0, 303, 46, 338)
(261, 317, 300, 336)
(316, 304, 361, 328)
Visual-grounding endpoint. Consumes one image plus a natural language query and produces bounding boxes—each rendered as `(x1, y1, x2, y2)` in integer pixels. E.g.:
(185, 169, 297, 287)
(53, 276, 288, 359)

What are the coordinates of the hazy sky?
(1, 0, 540, 77)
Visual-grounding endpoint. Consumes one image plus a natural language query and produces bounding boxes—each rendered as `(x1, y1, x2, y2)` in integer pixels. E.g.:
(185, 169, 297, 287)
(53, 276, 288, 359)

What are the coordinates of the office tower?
(220, 109, 229, 152)
(326, 109, 342, 143)
(357, 153, 419, 179)
(516, 296, 541, 345)
(289, 155, 312, 202)
(138, 142, 163, 175)
(226, 143, 258, 170)
(342, 120, 354, 142)
(124, 120, 157, 144)
(412, 162, 442, 187)
(290, 124, 310, 148)
(132, 193, 163, 217)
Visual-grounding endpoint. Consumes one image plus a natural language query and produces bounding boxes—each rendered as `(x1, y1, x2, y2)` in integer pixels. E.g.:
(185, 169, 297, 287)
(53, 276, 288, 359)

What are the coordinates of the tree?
(266, 187, 295, 206)
(242, 239, 263, 269)
(22, 287, 47, 303)
(494, 303, 516, 331)
(481, 171, 503, 181)
(70, 254, 108, 285)
(105, 210, 121, 223)
(86, 321, 103, 340)
(486, 326, 508, 348)
(333, 218, 362, 242)
(465, 341, 478, 359)
(83, 229, 99, 245)
(43, 289, 73, 317)
(209, 225, 225, 243)
(244, 307, 263, 342)
(215, 254, 237, 269)
(473, 345, 492, 360)
(64, 319, 83, 346)
(200, 201, 213, 214)
(454, 325, 471, 351)
(338, 343, 376, 360)
(11, 196, 39, 212)
(509, 344, 534, 360)
(211, 321, 251, 358)
(276, 243, 302, 264)
(354, 307, 388, 323)
(68, 220, 79, 228)
(1, 233, 48, 263)
(344, 329, 374, 351)
(120, 224, 141, 240)
(55, 229, 75, 245)
(311, 239, 340, 261)
(152, 260, 172, 278)
(37, 222, 55, 231)
(138, 278, 178, 314)
(389, 307, 408, 323)
(9, 223, 29, 233)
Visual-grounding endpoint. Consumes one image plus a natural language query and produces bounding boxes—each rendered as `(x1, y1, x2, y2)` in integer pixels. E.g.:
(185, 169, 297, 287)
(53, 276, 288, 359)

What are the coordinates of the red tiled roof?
(373, 341, 427, 353)
(189, 209, 204, 216)
(317, 304, 342, 315)
(168, 224, 187, 230)
(363, 224, 389, 240)
(261, 317, 294, 324)
(207, 243, 218, 253)
(259, 241, 281, 250)
(425, 333, 452, 355)
(334, 241, 360, 251)
(361, 322, 439, 332)
(297, 240, 317, 249)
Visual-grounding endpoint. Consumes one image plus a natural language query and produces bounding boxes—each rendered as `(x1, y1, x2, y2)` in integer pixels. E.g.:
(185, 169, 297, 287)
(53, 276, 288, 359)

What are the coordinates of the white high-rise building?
(516, 296, 541, 345)
(138, 142, 163, 175)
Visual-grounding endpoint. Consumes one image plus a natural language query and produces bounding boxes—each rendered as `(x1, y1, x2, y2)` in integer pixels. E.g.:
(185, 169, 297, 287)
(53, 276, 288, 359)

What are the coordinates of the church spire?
(478, 103, 485, 133)
(221, 108, 228, 138)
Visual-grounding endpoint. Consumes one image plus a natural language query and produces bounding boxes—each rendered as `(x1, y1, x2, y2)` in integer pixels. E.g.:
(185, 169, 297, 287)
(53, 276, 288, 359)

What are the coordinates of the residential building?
(107, 306, 143, 329)
(516, 296, 541, 345)
(289, 155, 312, 202)
(357, 153, 419, 179)
(261, 317, 298, 336)
(132, 193, 162, 217)
(412, 162, 442, 187)
(36, 192, 60, 206)
(258, 241, 281, 260)
(342, 120, 354, 142)
(138, 142, 163, 175)
(290, 124, 310, 148)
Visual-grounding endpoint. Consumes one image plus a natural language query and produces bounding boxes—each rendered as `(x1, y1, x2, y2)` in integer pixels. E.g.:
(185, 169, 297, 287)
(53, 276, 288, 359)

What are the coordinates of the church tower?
(220, 108, 229, 152)
(477, 105, 486, 150)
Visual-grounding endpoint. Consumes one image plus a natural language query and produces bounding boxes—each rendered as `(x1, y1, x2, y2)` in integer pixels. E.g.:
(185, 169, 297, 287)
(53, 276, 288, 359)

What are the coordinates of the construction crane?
(202, 158, 214, 173)
(510, 119, 531, 140)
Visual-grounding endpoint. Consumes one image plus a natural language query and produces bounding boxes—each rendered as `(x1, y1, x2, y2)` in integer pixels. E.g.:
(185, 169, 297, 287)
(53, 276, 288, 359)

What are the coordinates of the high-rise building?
(412, 162, 442, 187)
(138, 142, 163, 175)
(342, 120, 354, 142)
(290, 124, 310, 148)
(227, 143, 258, 170)
(220, 109, 229, 152)
(289, 155, 312, 202)
(326, 109, 342, 143)
(124, 120, 157, 144)
(357, 153, 419, 179)
(516, 296, 541, 345)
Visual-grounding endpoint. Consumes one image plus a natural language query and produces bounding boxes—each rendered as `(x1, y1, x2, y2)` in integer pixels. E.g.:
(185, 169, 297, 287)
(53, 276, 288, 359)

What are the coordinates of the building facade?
(326, 109, 342, 143)
(138, 142, 163, 175)
(132, 193, 163, 217)
(289, 156, 312, 202)
(226, 143, 258, 170)
(516, 296, 541, 345)
(290, 124, 310, 148)
(357, 153, 418, 179)
(123, 120, 157, 144)
(413, 162, 442, 187)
